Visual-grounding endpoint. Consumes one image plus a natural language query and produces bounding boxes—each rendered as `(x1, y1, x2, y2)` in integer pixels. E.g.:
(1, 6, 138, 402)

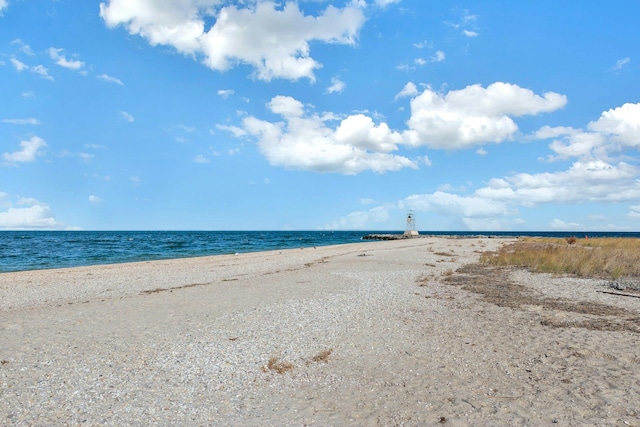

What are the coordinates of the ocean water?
(0, 230, 375, 273)
(1, 230, 639, 273)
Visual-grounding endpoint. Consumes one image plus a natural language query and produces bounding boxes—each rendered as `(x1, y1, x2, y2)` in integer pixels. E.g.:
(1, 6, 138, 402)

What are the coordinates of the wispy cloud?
(413, 40, 433, 49)
(218, 89, 234, 99)
(31, 65, 54, 81)
(11, 38, 33, 55)
(1, 118, 40, 125)
(119, 111, 134, 122)
(3, 136, 47, 165)
(612, 57, 631, 70)
(216, 124, 247, 138)
(10, 57, 54, 81)
(193, 154, 210, 164)
(394, 82, 418, 100)
(326, 77, 346, 94)
(446, 10, 479, 38)
(48, 47, 85, 70)
(98, 73, 124, 86)
(177, 124, 195, 133)
(374, 0, 401, 7)
(10, 57, 28, 72)
(430, 50, 445, 62)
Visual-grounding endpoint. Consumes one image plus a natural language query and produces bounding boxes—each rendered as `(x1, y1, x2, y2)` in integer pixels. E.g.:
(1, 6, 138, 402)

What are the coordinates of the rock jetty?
(362, 234, 415, 240)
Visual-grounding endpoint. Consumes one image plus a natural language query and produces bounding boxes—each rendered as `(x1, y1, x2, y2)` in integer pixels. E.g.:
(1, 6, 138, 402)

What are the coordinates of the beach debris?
(362, 234, 411, 240)
(597, 290, 640, 299)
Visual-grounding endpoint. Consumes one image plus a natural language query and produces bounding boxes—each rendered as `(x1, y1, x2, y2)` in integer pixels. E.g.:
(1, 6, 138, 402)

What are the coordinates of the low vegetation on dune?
(480, 237, 640, 282)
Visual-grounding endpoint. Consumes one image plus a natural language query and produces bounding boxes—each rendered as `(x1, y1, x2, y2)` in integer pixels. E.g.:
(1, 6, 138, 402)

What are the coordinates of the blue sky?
(1, 0, 639, 231)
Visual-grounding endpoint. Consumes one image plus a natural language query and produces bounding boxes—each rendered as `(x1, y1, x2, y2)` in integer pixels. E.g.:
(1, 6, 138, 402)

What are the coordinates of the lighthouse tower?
(404, 210, 419, 237)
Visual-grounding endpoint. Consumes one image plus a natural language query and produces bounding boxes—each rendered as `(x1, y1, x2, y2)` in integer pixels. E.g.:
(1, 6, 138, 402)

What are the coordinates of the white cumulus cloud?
(477, 160, 640, 205)
(587, 103, 640, 148)
(330, 100, 640, 229)
(99, 0, 366, 81)
(237, 95, 416, 174)
(227, 81, 571, 174)
(538, 102, 640, 160)
(0, 199, 65, 230)
(403, 82, 567, 149)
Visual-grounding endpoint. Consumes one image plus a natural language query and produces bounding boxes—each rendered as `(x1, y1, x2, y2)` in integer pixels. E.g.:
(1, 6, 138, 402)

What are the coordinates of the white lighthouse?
(404, 210, 419, 237)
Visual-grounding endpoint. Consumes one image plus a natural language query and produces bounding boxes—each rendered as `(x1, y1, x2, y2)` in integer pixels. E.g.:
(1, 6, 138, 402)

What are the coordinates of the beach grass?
(480, 237, 640, 281)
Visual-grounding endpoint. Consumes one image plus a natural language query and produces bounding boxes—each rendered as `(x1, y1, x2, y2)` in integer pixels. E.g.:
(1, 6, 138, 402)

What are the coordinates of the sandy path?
(1, 237, 639, 426)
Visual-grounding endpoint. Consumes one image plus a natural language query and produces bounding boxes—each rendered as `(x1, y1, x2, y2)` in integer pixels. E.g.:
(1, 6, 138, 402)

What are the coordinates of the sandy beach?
(1, 237, 639, 426)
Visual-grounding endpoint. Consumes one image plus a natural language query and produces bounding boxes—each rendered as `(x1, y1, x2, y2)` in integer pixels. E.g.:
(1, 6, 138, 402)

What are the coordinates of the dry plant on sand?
(311, 349, 333, 363)
(481, 238, 640, 282)
(262, 356, 294, 374)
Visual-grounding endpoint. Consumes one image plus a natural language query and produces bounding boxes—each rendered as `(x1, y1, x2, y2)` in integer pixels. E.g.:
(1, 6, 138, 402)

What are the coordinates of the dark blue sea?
(1, 230, 639, 273)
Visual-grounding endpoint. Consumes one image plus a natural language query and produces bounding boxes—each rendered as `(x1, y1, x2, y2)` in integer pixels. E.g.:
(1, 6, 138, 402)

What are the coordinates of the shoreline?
(3, 230, 637, 274)
(2, 237, 639, 425)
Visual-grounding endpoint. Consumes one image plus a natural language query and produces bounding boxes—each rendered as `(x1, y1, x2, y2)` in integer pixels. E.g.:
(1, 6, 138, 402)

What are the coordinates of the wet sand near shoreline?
(1, 237, 639, 426)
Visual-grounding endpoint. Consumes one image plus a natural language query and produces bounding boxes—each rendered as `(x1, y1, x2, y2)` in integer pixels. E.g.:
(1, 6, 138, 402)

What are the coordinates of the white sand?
(1, 237, 639, 426)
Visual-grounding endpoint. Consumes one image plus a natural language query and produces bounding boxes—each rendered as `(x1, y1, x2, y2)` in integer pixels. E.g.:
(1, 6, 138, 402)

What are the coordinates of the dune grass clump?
(480, 238, 640, 281)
